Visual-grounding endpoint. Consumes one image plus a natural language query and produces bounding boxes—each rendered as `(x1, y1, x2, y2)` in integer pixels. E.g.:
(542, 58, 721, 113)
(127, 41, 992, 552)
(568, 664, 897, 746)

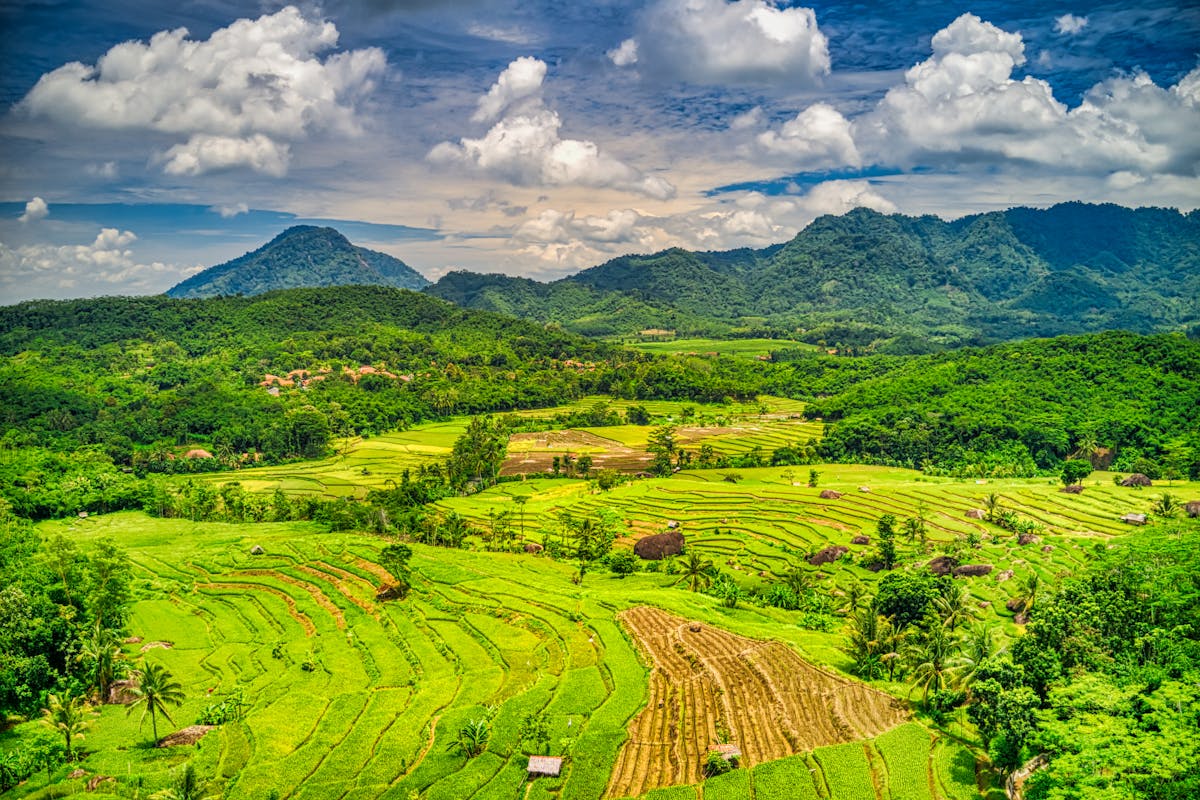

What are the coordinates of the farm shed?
(709, 743, 742, 763)
(528, 756, 563, 777)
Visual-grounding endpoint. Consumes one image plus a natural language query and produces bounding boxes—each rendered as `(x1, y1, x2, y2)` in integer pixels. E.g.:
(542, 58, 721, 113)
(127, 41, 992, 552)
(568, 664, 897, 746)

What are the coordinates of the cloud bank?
(430, 57, 676, 199)
(17, 6, 386, 176)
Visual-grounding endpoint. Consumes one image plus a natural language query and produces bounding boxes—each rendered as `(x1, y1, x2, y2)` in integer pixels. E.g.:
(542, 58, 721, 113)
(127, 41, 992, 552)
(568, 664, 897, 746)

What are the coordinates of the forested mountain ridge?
(425, 203, 1200, 347)
(166, 225, 430, 298)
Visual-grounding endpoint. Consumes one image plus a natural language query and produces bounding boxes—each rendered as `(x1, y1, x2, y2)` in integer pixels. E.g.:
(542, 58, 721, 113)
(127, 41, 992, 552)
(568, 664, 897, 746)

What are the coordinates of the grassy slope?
(6, 463, 1192, 797)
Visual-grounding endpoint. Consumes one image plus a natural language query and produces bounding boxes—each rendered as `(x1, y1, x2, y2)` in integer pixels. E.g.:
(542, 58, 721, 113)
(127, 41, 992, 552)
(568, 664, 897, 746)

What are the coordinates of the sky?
(1, 0, 1198, 303)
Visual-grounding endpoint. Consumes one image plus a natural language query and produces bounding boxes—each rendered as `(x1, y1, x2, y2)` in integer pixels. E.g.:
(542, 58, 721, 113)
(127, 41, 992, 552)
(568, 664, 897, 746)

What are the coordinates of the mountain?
(425, 203, 1200, 349)
(167, 226, 429, 299)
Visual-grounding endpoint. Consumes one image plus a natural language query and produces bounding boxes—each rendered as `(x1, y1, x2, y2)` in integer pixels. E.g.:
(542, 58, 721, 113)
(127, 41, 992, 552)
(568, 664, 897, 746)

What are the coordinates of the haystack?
(965, 509, 986, 520)
(927, 555, 958, 576)
(523, 542, 544, 554)
(157, 725, 215, 748)
(1186, 501, 1200, 518)
(850, 535, 870, 545)
(1121, 473, 1152, 487)
(1060, 484, 1083, 494)
(634, 530, 684, 560)
(819, 489, 842, 499)
(808, 545, 848, 566)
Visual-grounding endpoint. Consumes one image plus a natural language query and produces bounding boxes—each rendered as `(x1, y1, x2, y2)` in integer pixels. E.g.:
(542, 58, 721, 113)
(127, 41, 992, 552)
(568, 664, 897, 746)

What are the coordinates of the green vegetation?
(167, 225, 429, 298)
(427, 203, 1200, 346)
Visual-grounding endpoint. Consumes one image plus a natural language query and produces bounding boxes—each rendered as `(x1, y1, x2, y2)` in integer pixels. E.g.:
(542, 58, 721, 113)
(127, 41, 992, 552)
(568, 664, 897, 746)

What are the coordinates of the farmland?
(4, 436, 1191, 798)
(622, 338, 818, 359)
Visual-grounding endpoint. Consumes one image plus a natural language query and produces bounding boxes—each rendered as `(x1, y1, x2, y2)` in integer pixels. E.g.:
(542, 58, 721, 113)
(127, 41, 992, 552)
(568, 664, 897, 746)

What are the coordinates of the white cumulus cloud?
(616, 0, 829, 86)
(472, 56, 547, 123)
(0, 228, 201, 301)
(850, 13, 1200, 179)
(18, 197, 49, 223)
(17, 5, 385, 176)
(756, 102, 861, 168)
(1054, 14, 1088, 35)
(430, 58, 676, 199)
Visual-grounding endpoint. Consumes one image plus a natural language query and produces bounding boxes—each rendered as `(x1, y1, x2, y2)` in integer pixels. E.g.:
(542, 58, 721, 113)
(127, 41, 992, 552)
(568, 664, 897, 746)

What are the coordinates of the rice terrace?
(2, 33, 1200, 795)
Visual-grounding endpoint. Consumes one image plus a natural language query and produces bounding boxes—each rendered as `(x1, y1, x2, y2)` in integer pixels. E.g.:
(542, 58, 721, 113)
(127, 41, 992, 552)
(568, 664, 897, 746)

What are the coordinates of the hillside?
(425, 203, 1200, 348)
(167, 226, 430, 298)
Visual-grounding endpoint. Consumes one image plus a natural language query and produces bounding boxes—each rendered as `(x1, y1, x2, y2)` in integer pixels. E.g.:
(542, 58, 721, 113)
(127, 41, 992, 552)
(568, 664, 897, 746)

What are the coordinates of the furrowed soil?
(605, 606, 907, 798)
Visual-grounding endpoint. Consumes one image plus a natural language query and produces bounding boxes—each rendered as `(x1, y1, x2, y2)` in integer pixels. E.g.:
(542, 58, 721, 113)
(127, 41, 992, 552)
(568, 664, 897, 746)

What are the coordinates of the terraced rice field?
(622, 338, 819, 359)
(605, 607, 906, 797)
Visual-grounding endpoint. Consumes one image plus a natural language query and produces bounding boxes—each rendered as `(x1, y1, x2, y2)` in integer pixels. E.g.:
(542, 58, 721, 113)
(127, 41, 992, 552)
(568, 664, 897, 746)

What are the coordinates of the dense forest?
(166, 226, 429, 298)
(426, 203, 1200, 348)
(2, 288, 1198, 519)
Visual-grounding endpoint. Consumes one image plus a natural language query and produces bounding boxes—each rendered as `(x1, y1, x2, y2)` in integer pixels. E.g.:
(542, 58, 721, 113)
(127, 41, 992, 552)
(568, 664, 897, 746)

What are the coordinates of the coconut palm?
(934, 583, 974, 631)
(951, 623, 997, 692)
(1013, 573, 1041, 615)
(41, 693, 94, 761)
(675, 552, 714, 592)
(77, 621, 124, 700)
(904, 621, 959, 706)
(453, 718, 490, 757)
(127, 661, 185, 742)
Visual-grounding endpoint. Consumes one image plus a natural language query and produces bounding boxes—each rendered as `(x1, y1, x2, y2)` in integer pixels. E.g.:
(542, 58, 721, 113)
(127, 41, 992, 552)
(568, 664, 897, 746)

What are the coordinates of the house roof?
(527, 755, 563, 776)
(710, 743, 742, 759)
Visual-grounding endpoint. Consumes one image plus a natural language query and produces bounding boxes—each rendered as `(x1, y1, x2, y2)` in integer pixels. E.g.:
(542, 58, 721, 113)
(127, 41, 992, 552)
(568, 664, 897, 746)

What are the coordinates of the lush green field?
(196, 396, 817, 499)
(622, 338, 818, 359)
(6, 438, 1194, 798)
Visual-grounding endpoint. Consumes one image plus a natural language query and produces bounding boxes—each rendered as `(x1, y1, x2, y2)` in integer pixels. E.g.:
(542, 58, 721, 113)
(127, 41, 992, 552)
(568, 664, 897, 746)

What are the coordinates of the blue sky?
(1, 0, 1198, 302)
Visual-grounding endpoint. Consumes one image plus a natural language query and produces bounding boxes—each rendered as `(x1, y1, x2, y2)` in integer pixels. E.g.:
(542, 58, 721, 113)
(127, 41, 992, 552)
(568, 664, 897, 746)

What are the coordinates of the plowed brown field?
(605, 606, 908, 798)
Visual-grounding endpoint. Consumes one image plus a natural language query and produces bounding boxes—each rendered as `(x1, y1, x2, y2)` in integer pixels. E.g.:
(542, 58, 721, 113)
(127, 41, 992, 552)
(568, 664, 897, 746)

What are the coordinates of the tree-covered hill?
(166, 225, 430, 298)
(426, 203, 1200, 348)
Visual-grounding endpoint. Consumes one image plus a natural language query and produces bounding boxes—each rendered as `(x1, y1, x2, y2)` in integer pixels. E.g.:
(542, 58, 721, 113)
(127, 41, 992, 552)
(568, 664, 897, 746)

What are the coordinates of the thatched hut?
(527, 756, 563, 778)
(927, 555, 958, 576)
(250, 544, 265, 555)
(965, 509, 986, 520)
(523, 542, 544, 554)
(850, 535, 870, 545)
(808, 545, 848, 566)
(819, 489, 843, 499)
(709, 743, 742, 764)
(1120, 513, 1148, 525)
(634, 530, 684, 560)
(1060, 484, 1084, 494)
(1120, 473, 1152, 487)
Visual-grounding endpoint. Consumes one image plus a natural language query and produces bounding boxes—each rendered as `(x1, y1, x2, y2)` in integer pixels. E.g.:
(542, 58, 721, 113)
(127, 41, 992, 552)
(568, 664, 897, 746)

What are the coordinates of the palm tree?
(41, 693, 94, 761)
(127, 661, 185, 742)
(453, 718, 490, 757)
(934, 583, 974, 631)
(951, 623, 996, 693)
(1013, 573, 1041, 615)
(675, 552, 714, 592)
(904, 622, 959, 706)
(78, 621, 124, 700)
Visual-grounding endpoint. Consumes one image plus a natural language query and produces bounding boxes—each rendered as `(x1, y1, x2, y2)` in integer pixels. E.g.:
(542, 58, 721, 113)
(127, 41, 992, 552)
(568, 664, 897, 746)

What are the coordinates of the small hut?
(1120, 513, 1147, 525)
(250, 544, 265, 555)
(1120, 474, 1152, 487)
(965, 509, 986, 520)
(819, 489, 843, 500)
(709, 744, 742, 765)
(527, 756, 563, 778)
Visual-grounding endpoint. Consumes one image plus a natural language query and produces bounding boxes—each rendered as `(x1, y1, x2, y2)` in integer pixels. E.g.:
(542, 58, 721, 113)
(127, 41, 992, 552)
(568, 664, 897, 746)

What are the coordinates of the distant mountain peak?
(167, 226, 429, 299)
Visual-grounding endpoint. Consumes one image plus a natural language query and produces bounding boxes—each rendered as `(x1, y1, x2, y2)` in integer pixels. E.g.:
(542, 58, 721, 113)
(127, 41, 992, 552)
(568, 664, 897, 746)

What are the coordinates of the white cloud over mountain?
(750, 13, 1200, 181)
(17, 6, 385, 176)
(614, 0, 830, 86)
(430, 58, 676, 199)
